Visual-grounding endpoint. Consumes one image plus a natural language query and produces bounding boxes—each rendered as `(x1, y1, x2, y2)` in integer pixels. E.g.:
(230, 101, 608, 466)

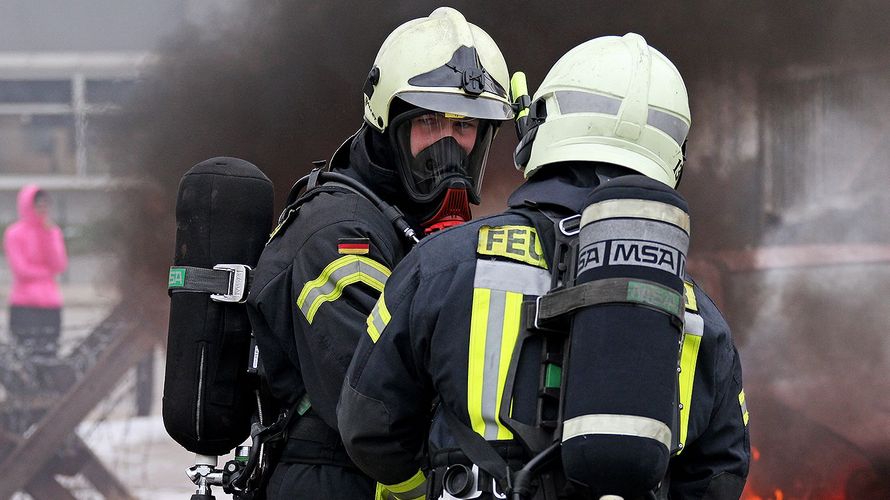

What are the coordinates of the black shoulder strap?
(272, 170, 418, 246)
(267, 182, 355, 243)
(440, 404, 512, 489)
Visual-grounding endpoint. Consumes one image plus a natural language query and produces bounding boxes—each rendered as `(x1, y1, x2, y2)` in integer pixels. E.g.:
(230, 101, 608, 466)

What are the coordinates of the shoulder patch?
(477, 225, 547, 269)
(338, 238, 370, 255)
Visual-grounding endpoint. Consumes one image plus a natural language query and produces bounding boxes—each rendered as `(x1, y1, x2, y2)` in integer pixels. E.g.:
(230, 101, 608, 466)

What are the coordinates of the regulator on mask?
(388, 108, 497, 233)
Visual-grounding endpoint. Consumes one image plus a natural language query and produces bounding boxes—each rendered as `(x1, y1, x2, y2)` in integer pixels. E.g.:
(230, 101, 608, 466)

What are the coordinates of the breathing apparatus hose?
(509, 441, 561, 500)
(283, 170, 419, 245)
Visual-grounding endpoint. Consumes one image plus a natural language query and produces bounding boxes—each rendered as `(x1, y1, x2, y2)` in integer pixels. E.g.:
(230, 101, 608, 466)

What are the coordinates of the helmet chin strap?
(421, 187, 472, 234)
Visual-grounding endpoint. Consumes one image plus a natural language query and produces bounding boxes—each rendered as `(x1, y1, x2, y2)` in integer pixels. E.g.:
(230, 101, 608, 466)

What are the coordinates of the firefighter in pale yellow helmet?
(361, 6, 514, 232)
(514, 32, 691, 188)
(248, 7, 513, 500)
(339, 33, 749, 500)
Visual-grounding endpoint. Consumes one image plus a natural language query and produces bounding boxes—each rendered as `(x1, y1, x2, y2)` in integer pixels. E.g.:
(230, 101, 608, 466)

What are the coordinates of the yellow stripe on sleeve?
(495, 291, 523, 440)
(468, 287, 491, 437)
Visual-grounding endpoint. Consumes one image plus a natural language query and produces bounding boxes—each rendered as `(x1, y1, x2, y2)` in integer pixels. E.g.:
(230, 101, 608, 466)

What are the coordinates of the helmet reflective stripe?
(518, 33, 691, 188)
(554, 90, 690, 146)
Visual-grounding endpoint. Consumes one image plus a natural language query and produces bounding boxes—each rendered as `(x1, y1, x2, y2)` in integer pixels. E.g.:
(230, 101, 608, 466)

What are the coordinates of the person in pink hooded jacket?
(3, 185, 68, 357)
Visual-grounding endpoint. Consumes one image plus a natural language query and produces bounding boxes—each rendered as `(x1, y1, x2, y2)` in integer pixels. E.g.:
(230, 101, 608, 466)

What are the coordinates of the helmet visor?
(397, 91, 514, 121)
(391, 109, 496, 204)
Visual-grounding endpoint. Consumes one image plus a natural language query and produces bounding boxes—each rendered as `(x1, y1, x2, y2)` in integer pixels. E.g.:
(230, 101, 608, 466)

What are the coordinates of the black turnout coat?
(338, 173, 750, 499)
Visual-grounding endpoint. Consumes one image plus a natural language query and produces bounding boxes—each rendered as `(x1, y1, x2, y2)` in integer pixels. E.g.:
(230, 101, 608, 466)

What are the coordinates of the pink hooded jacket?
(3, 185, 68, 308)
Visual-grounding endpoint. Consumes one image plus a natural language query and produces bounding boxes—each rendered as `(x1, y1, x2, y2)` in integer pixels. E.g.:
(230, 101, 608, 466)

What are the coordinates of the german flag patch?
(338, 238, 370, 255)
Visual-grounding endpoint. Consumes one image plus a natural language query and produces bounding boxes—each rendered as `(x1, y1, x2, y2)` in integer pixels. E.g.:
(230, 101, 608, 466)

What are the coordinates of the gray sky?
(0, 0, 242, 52)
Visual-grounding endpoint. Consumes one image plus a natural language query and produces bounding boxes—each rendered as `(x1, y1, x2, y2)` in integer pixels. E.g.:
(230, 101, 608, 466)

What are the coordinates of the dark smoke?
(99, 0, 890, 495)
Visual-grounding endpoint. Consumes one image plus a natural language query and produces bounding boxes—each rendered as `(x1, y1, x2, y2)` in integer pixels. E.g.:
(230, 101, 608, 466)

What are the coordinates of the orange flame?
(741, 488, 784, 500)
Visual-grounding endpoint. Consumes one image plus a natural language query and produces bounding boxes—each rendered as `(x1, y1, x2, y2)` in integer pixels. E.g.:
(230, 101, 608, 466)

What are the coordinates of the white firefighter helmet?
(362, 6, 514, 132)
(515, 33, 690, 188)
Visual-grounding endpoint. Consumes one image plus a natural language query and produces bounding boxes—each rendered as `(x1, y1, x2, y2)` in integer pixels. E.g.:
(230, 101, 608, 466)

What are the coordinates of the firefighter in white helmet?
(247, 7, 513, 499)
(339, 34, 749, 499)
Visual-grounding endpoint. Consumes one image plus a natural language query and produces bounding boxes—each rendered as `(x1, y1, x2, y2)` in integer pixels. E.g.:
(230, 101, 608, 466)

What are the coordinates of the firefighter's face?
(409, 112, 479, 157)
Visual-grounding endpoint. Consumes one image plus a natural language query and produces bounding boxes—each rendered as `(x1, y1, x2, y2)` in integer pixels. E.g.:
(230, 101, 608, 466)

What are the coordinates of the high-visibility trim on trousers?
(297, 255, 390, 323)
(562, 414, 672, 450)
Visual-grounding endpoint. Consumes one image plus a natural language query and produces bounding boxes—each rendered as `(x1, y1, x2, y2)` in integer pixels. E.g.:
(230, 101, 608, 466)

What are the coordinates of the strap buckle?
(534, 295, 545, 330)
(558, 214, 581, 236)
(211, 264, 251, 303)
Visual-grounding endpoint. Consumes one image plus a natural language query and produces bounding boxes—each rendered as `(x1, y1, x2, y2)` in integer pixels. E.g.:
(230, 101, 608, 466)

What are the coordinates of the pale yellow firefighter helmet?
(515, 33, 691, 188)
(362, 7, 514, 132)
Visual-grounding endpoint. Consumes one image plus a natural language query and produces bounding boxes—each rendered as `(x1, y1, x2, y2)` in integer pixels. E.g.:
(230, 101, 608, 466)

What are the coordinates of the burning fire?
(742, 488, 784, 500)
(741, 446, 860, 500)
(742, 447, 784, 500)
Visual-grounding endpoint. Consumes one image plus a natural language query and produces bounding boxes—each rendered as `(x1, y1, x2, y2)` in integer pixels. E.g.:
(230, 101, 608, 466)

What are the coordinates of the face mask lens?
(392, 110, 494, 203)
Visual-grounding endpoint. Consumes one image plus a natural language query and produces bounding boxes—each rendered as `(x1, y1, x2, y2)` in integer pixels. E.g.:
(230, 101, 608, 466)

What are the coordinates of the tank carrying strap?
(534, 277, 683, 329)
(167, 264, 252, 303)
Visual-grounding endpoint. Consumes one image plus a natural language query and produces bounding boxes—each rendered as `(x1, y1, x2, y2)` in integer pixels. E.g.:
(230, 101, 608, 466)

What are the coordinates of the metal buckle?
(211, 264, 251, 303)
(558, 214, 581, 236)
(534, 295, 544, 330)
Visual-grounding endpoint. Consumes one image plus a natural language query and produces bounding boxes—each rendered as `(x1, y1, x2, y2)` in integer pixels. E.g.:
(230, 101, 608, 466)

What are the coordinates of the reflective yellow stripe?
(495, 291, 523, 440)
(367, 317, 380, 343)
(379, 292, 391, 324)
(305, 273, 386, 323)
(375, 482, 392, 500)
(297, 256, 390, 324)
(684, 281, 697, 311)
(739, 389, 749, 426)
(677, 335, 701, 452)
(366, 291, 391, 343)
(384, 469, 427, 500)
(677, 311, 704, 454)
(468, 261, 550, 440)
(468, 288, 491, 436)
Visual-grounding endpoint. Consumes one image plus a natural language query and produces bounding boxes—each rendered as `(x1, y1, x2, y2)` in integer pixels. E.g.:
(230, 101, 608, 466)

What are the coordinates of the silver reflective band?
(579, 218, 690, 258)
(554, 90, 690, 145)
(581, 198, 690, 234)
(562, 414, 672, 450)
(648, 107, 690, 145)
(368, 303, 388, 340)
(555, 90, 621, 116)
(480, 289, 507, 440)
(473, 259, 551, 295)
(684, 311, 704, 337)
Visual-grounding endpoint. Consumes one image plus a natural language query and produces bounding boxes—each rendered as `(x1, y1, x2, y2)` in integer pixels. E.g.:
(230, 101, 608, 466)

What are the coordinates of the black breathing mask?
(389, 108, 495, 205)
